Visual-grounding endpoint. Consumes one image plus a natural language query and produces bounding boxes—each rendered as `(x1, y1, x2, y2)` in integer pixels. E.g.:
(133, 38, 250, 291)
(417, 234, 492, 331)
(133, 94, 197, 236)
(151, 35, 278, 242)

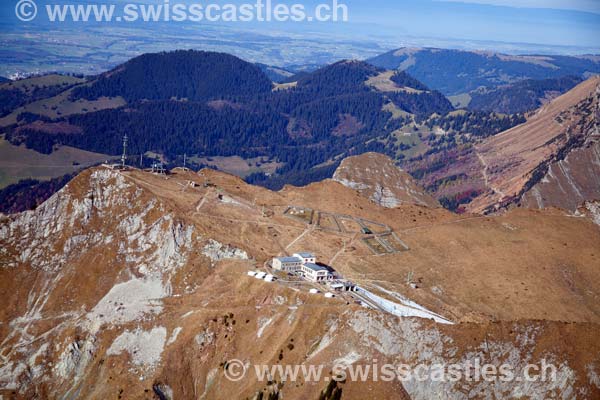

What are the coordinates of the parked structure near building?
(328, 280, 356, 292)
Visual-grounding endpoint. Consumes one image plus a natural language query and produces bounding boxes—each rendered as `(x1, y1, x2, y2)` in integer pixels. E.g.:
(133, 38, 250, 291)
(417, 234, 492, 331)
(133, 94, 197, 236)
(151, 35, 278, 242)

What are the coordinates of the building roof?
(295, 252, 315, 258)
(303, 263, 328, 272)
(276, 256, 302, 263)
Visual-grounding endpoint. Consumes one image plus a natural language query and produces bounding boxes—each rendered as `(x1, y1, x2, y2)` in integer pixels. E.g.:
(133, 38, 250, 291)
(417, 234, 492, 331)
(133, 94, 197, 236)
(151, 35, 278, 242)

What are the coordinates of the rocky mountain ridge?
(333, 152, 439, 208)
(1, 164, 599, 398)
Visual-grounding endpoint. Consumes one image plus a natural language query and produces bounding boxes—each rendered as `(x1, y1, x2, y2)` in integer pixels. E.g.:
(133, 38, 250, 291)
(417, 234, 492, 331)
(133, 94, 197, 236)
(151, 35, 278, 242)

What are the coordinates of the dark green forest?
(468, 75, 583, 114)
(5, 51, 528, 190)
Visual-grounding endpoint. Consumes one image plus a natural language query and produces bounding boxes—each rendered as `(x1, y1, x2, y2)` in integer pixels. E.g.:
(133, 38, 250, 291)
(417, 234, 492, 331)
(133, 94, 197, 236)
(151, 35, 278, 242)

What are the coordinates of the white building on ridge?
(301, 263, 331, 282)
(293, 252, 316, 264)
(272, 256, 304, 273)
(272, 252, 332, 282)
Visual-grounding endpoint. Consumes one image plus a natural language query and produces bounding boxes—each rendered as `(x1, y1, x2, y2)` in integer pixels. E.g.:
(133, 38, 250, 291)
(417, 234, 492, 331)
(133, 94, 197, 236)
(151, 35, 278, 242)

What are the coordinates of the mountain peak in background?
(74, 50, 273, 102)
(3, 1, 600, 397)
(1, 49, 599, 216)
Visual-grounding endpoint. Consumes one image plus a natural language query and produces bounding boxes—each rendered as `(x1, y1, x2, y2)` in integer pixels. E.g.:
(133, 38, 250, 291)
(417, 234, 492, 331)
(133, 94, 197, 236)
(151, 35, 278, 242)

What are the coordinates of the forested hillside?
(368, 48, 600, 95)
(467, 75, 583, 113)
(73, 50, 274, 101)
(0, 74, 84, 117)
(388, 91, 453, 118)
(0, 89, 25, 117)
(2, 51, 528, 196)
(7, 56, 472, 189)
(0, 173, 75, 214)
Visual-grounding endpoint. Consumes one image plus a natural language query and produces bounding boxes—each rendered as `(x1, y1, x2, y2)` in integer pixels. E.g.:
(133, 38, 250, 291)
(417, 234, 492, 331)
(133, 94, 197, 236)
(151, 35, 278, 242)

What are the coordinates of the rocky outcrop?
(0, 168, 197, 395)
(576, 200, 600, 226)
(520, 141, 600, 211)
(333, 152, 440, 208)
(202, 239, 249, 264)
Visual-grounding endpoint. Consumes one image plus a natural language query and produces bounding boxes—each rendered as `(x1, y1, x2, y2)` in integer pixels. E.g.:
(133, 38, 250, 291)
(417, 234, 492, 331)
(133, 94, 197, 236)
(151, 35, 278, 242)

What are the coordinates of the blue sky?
(436, 0, 600, 14)
(339, 0, 600, 48)
(2, 0, 599, 52)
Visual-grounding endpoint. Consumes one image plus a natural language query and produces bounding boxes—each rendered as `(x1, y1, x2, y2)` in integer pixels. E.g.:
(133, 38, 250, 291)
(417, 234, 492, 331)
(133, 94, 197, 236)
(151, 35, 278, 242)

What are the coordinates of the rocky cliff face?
(576, 200, 600, 227)
(520, 140, 600, 211)
(466, 76, 600, 214)
(333, 152, 440, 209)
(0, 169, 199, 396)
(1, 166, 599, 399)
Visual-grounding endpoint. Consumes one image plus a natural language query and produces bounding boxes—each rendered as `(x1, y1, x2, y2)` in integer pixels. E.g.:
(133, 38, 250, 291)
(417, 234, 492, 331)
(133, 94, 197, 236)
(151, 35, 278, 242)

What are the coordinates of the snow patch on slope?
(167, 327, 182, 345)
(356, 285, 453, 324)
(257, 316, 275, 338)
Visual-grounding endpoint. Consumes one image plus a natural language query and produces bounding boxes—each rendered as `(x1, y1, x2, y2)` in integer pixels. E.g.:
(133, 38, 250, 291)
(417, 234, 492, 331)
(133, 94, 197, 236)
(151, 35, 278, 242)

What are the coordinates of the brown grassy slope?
(119, 167, 600, 324)
(520, 141, 600, 211)
(1, 166, 599, 399)
(467, 76, 600, 213)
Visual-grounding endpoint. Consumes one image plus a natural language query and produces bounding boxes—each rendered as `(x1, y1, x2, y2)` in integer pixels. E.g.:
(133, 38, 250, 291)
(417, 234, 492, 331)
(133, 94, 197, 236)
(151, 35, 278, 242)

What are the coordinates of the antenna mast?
(121, 134, 128, 167)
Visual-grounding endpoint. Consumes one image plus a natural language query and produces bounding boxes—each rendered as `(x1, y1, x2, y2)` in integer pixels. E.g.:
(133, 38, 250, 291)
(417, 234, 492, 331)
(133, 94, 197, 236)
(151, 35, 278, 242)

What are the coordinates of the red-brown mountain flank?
(467, 76, 600, 213)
